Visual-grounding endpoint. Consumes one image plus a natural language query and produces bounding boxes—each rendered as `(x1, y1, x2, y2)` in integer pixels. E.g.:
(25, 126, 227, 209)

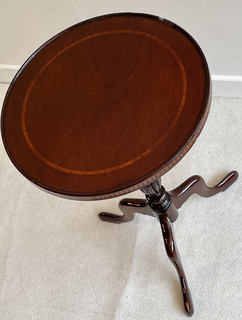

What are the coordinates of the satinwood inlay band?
(21, 30, 187, 175)
(1, 13, 211, 200)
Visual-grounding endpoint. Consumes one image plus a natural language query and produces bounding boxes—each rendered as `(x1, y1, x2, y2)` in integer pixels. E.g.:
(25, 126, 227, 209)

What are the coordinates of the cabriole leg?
(141, 179, 194, 316)
(158, 213, 194, 316)
(98, 198, 153, 223)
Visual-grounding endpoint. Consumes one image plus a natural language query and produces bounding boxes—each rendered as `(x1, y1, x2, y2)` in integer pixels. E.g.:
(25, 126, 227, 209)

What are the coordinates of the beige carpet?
(0, 83, 241, 319)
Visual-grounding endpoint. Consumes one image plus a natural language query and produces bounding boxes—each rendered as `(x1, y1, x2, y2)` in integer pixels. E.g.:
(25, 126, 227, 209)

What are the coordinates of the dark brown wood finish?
(99, 171, 238, 316)
(1, 13, 211, 200)
(1, 13, 238, 317)
(169, 171, 239, 209)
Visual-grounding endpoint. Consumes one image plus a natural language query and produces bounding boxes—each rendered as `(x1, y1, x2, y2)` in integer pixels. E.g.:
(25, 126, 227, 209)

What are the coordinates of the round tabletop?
(1, 13, 211, 200)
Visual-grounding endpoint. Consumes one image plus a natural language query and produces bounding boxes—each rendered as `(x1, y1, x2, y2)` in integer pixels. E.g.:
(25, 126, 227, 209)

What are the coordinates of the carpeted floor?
(0, 83, 241, 319)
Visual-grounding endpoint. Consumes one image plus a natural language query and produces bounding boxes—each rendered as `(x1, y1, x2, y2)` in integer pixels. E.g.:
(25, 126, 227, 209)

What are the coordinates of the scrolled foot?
(98, 211, 127, 223)
(98, 198, 153, 223)
(170, 171, 238, 209)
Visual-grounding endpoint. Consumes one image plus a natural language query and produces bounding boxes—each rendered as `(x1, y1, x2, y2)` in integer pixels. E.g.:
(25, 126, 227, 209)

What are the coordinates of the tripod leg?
(170, 171, 238, 209)
(99, 198, 153, 223)
(158, 213, 194, 316)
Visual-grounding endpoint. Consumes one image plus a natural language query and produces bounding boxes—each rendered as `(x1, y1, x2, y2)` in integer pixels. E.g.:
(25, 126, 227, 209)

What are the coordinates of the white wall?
(0, 0, 242, 96)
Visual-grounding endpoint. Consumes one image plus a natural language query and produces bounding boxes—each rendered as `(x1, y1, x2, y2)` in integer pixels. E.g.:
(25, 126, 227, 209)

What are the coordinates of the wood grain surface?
(1, 13, 211, 200)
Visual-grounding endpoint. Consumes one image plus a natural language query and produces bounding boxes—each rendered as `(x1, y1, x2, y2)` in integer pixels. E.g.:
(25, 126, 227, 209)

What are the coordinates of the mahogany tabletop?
(1, 13, 211, 200)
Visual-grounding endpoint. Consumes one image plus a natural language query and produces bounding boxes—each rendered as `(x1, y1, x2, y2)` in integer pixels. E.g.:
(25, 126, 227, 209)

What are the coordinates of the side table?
(1, 13, 238, 316)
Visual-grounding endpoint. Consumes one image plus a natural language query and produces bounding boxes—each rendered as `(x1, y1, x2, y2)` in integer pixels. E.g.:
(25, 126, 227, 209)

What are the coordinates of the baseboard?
(0, 64, 20, 84)
(211, 75, 242, 98)
(0, 65, 242, 98)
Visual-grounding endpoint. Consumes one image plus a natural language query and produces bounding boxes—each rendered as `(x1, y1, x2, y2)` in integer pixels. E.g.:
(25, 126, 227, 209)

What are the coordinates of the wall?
(0, 0, 241, 96)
